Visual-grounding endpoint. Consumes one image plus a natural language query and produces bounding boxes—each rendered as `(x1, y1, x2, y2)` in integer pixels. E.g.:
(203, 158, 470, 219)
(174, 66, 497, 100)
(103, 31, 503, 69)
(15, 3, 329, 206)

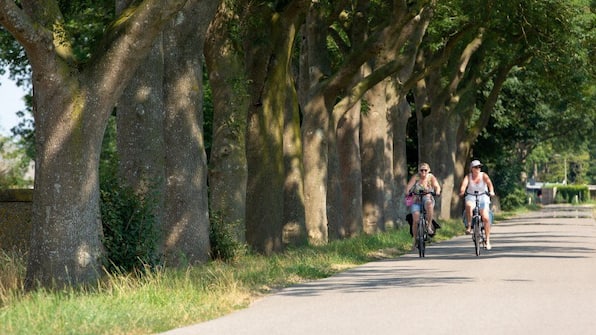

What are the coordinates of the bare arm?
(459, 175, 469, 196)
(432, 175, 441, 196)
(484, 173, 495, 196)
(405, 175, 417, 194)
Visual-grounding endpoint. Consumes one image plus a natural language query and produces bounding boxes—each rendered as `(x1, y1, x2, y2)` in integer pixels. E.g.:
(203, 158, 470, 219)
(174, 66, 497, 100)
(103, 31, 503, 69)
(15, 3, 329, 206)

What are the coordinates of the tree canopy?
(0, 0, 594, 288)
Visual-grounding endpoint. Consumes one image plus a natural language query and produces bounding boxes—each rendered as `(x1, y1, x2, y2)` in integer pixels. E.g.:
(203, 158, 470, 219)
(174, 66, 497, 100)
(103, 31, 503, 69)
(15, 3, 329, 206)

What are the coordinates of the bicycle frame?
(465, 191, 489, 256)
(412, 190, 435, 258)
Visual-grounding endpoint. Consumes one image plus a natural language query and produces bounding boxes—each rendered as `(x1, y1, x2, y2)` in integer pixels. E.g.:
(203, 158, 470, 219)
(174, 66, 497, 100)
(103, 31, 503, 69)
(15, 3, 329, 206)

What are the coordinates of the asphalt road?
(160, 204, 596, 335)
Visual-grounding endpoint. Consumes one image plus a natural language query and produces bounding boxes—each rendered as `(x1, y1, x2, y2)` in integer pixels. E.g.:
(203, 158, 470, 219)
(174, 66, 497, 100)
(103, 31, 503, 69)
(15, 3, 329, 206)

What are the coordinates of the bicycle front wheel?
(417, 220, 426, 258)
(473, 217, 481, 256)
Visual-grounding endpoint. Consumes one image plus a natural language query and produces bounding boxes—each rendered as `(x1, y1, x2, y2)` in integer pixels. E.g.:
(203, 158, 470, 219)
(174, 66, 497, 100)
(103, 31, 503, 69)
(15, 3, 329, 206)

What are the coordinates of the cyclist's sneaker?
(486, 241, 492, 250)
(426, 222, 434, 235)
(465, 228, 472, 235)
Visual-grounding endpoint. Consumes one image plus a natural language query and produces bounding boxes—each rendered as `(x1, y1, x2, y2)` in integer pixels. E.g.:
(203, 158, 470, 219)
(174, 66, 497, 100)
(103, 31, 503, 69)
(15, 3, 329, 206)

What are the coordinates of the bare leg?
(425, 201, 434, 233)
(465, 203, 473, 233)
(481, 208, 491, 249)
(411, 211, 420, 249)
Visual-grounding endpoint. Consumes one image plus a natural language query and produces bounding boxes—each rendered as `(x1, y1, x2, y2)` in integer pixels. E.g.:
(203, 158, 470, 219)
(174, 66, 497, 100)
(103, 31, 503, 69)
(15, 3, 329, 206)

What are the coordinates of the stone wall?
(0, 189, 32, 251)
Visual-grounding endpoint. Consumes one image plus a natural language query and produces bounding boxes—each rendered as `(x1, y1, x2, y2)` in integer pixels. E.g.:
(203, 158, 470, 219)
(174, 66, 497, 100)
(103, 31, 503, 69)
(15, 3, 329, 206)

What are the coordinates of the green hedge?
(543, 184, 589, 203)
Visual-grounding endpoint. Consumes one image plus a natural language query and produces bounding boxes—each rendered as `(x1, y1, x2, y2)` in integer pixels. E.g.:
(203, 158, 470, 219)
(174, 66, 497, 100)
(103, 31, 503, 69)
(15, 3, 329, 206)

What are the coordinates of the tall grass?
(0, 220, 463, 335)
(0, 249, 26, 303)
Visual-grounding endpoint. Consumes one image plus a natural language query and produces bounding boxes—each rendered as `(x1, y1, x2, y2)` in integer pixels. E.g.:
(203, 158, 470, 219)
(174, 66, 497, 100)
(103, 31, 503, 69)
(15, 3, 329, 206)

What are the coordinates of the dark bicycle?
(465, 191, 490, 256)
(411, 190, 436, 258)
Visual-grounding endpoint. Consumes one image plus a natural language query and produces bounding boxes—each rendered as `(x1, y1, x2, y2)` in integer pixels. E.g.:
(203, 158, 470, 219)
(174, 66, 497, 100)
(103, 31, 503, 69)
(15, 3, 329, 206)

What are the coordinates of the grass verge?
(1, 218, 468, 335)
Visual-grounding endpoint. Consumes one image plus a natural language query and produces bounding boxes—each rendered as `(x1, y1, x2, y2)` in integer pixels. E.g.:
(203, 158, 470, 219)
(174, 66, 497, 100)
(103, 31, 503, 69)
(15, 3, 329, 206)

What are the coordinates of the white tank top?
(467, 172, 487, 193)
(465, 172, 490, 204)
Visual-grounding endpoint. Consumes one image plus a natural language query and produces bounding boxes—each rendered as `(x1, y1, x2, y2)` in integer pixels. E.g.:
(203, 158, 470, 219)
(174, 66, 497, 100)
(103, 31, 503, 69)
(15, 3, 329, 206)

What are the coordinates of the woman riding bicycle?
(459, 160, 496, 250)
(406, 162, 441, 250)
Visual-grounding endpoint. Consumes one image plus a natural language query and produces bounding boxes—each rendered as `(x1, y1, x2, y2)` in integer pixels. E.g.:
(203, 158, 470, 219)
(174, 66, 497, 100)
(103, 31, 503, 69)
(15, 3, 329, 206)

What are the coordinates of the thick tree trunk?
(116, 38, 166, 248)
(282, 82, 307, 246)
(336, 101, 363, 237)
(115, 0, 166, 206)
(27, 89, 106, 288)
(8, 0, 190, 289)
(244, 2, 306, 253)
(361, 79, 389, 233)
(326, 100, 345, 240)
(161, 1, 219, 265)
(392, 97, 412, 223)
(205, 2, 249, 243)
(416, 101, 452, 219)
(382, 78, 401, 229)
(300, 7, 331, 245)
(301, 94, 329, 244)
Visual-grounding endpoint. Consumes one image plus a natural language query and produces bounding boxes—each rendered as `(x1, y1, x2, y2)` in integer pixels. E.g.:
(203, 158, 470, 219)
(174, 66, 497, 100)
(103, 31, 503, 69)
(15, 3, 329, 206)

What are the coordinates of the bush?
(555, 185, 589, 203)
(100, 179, 160, 273)
(500, 187, 527, 211)
(209, 211, 246, 262)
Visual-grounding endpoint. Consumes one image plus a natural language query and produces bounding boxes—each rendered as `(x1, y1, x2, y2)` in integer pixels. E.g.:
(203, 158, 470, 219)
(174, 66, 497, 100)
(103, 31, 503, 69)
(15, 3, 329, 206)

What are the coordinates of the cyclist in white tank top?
(465, 172, 489, 204)
(458, 160, 496, 250)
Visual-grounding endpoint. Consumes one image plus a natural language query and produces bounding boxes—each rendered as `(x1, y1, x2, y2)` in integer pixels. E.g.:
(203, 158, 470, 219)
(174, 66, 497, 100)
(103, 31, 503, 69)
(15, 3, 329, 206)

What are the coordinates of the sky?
(0, 72, 27, 137)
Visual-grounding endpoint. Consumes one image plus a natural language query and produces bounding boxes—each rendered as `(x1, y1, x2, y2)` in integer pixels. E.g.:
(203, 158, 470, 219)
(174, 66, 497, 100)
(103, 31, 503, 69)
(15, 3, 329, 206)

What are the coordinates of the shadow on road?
(277, 205, 595, 298)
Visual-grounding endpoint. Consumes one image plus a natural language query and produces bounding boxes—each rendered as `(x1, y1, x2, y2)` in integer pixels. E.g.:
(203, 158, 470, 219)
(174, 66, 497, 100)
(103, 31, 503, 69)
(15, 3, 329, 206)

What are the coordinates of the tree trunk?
(161, 0, 219, 265)
(361, 78, 390, 233)
(391, 96, 412, 223)
(299, 5, 337, 245)
(205, 2, 249, 243)
(326, 98, 345, 240)
(282, 78, 307, 246)
(244, 2, 306, 253)
(336, 100, 363, 237)
(1, 0, 190, 289)
(382, 78, 402, 229)
(115, 0, 166, 216)
(301, 94, 329, 244)
(116, 35, 166, 252)
(27, 88, 106, 288)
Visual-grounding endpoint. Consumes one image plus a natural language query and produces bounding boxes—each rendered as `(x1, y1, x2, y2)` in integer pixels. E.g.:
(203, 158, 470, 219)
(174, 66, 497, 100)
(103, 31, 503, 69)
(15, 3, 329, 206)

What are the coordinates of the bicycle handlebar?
(409, 190, 438, 197)
(463, 191, 492, 197)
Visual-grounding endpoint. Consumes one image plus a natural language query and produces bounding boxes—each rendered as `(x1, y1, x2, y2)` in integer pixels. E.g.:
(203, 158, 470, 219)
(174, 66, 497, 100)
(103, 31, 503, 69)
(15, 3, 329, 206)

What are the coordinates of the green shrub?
(100, 179, 160, 273)
(209, 211, 246, 262)
(500, 187, 527, 211)
(555, 185, 589, 203)
(97, 115, 160, 273)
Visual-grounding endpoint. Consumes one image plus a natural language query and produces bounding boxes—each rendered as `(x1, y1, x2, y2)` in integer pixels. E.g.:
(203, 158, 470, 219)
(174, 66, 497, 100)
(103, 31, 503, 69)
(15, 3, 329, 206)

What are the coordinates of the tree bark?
(115, 2, 166, 254)
(205, 1, 249, 243)
(391, 96, 412, 223)
(244, 1, 307, 253)
(162, 0, 220, 266)
(0, 0, 189, 288)
(300, 5, 332, 245)
(361, 78, 389, 233)
(282, 76, 307, 246)
(335, 100, 363, 237)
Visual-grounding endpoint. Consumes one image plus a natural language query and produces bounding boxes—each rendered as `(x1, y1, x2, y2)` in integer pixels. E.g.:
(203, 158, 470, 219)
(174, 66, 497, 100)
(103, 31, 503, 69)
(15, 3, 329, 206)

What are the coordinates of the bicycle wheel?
(417, 219, 425, 258)
(473, 217, 481, 256)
